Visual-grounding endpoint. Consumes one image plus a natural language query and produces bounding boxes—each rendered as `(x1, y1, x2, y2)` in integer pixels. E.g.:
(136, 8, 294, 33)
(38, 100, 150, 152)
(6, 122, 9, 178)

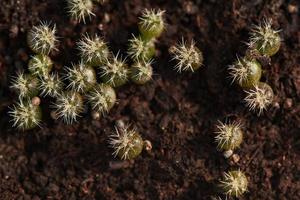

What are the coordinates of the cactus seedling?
(170, 39, 203, 73)
(10, 72, 39, 99)
(87, 83, 116, 115)
(53, 91, 84, 124)
(109, 124, 145, 160)
(215, 121, 243, 152)
(138, 9, 165, 40)
(128, 35, 155, 61)
(77, 34, 109, 66)
(249, 20, 281, 57)
(27, 22, 57, 55)
(219, 170, 248, 198)
(65, 61, 97, 93)
(130, 60, 153, 84)
(67, 0, 95, 23)
(28, 54, 53, 78)
(229, 57, 262, 89)
(9, 99, 42, 130)
(39, 73, 64, 97)
(100, 53, 129, 87)
(244, 82, 274, 115)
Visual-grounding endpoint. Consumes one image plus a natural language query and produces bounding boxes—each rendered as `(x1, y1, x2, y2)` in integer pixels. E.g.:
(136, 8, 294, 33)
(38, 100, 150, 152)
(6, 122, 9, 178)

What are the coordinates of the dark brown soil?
(0, 0, 300, 199)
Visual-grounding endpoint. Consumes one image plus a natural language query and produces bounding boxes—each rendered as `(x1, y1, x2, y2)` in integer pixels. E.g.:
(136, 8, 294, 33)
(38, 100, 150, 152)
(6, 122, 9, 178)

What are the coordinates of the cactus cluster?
(229, 19, 280, 115)
(9, 22, 59, 130)
(214, 19, 281, 199)
(8, 8, 285, 198)
(9, 21, 119, 129)
(9, 9, 166, 130)
(214, 121, 248, 198)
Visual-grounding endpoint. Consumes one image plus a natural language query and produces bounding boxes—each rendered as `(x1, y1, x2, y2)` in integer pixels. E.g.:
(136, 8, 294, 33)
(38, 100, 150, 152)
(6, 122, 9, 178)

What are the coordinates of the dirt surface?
(0, 0, 300, 199)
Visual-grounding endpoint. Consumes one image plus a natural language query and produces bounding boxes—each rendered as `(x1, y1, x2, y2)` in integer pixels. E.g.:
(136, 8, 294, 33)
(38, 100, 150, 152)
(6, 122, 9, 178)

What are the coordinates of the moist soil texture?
(0, 0, 300, 199)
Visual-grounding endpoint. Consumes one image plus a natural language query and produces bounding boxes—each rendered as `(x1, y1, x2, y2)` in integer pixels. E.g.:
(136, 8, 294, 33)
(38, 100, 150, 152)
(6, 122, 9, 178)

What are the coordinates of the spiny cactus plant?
(100, 53, 129, 87)
(27, 22, 58, 55)
(128, 35, 155, 61)
(244, 82, 274, 115)
(130, 60, 153, 84)
(28, 54, 53, 78)
(87, 83, 116, 115)
(39, 73, 64, 97)
(10, 72, 40, 99)
(219, 170, 248, 198)
(249, 19, 281, 57)
(138, 9, 165, 40)
(215, 121, 243, 152)
(170, 39, 203, 73)
(229, 57, 262, 89)
(77, 34, 109, 66)
(67, 0, 95, 23)
(65, 61, 97, 93)
(109, 124, 145, 160)
(52, 91, 84, 124)
(9, 99, 42, 130)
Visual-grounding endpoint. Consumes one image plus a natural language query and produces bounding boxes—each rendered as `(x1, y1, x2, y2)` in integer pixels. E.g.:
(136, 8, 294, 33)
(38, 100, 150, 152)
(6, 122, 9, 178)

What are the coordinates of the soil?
(0, 0, 300, 199)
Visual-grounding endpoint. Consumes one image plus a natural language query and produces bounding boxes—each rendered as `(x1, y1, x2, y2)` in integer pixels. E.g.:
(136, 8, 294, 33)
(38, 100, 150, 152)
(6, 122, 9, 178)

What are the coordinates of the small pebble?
(232, 154, 240, 163)
(288, 4, 298, 14)
(223, 150, 233, 158)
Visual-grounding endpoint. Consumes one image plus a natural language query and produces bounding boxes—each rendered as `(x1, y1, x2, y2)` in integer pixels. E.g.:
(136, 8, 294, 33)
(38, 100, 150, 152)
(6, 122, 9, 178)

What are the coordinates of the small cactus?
(87, 83, 116, 115)
(9, 99, 42, 130)
(130, 60, 153, 84)
(109, 124, 144, 160)
(77, 34, 109, 66)
(215, 121, 243, 152)
(39, 73, 64, 97)
(100, 53, 129, 87)
(10, 72, 39, 99)
(128, 35, 155, 61)
(244, 82, 274, 115)
(53, 91, 84, 124)
(219, 170, 248, 198)
(249, 20, 281, 57)
(67, 0, 95, 23)
(229, 57, 262, 89)
(27, 22, 58, 55)
(170, 39, 203, 73)
(65, 61, 97, 93)
(138, 9, 165, 40)
(28, 54, 53, 78)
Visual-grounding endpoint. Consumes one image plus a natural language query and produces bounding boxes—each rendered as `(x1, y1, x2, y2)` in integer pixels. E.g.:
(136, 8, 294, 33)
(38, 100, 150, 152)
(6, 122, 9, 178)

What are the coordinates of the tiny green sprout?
(27, 22, 58, 55)
(128, 35, 155, 61)
(130, 60, 153, 84)
(170, 39, 203, 73)
(39, 73, 64, 97)
(77, 34, 109, 66)
(215, 121, 243, 152)
(9, 99, 42, 130)
(10, 72, 39, 99)
(219, 170, 248, 198)
(109, 124, 144, 160)
(138, 9, 165, 40)
(229, 57, 262, 89)
(87, 83, 116, 115)
(249, 20, 281, 57)
(28, 54, 53, 78)
(67, 0, 95, 23)
(244, 82, 274, 115)
(100, 53, 129, 87)
(65, 61, 97, 93)
(53, 91, 84, 124)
